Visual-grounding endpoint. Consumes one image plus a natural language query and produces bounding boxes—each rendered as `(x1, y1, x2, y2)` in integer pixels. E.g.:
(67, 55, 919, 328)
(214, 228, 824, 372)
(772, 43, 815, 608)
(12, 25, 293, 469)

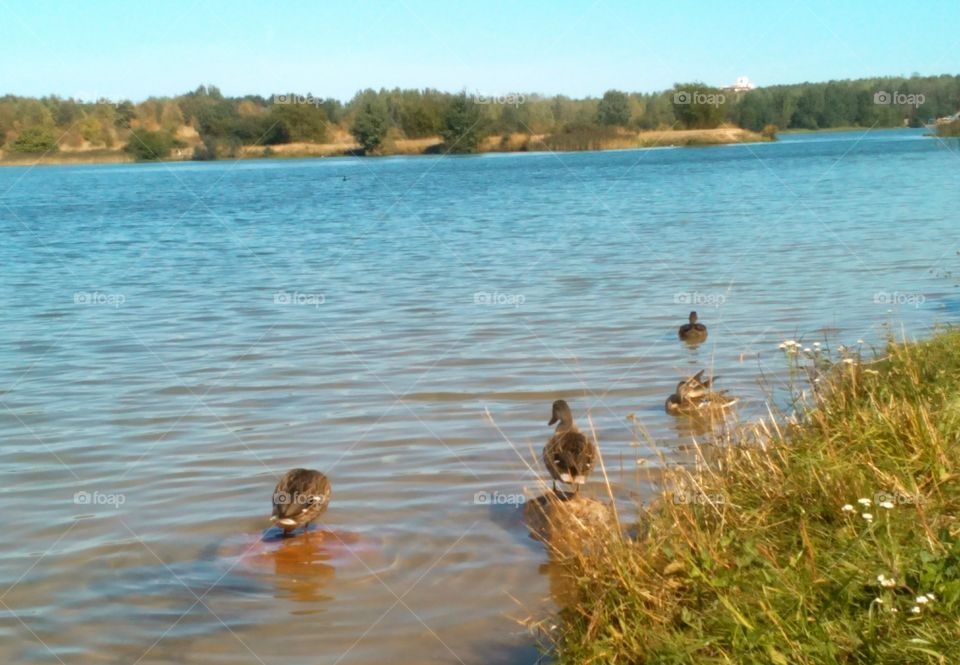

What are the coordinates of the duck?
(270, 468, 331, 535)
(543, 400, 597, 494)
(678, 311, 708, 343)
(665, 370, 737, 416)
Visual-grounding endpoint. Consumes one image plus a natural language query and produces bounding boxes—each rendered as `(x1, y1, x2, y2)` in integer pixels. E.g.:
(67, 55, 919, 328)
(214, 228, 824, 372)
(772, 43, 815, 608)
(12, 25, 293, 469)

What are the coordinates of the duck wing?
(545, 430, 595, 482)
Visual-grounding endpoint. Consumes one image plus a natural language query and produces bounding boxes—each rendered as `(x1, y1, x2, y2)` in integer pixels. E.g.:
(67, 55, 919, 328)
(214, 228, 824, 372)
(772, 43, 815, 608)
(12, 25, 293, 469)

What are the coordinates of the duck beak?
(548, 414, 558, 426)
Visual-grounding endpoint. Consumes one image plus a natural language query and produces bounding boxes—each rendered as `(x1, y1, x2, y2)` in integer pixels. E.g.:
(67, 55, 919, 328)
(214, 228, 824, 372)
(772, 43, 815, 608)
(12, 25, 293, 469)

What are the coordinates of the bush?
(596, 90, 630, 127)
(349, 90, 390, 153)
(439, 93, 486, 153)
(192, 139, 217, 161)
(540, 122, 621, 151)
(270, 102, 328, 143)
(6, 126, 59, 153)
(123, 130, 176, 161)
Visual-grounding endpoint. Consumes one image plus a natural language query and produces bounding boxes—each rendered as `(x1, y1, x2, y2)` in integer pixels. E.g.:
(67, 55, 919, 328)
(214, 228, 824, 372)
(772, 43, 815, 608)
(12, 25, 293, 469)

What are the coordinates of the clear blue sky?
(1, 0, 957, 101)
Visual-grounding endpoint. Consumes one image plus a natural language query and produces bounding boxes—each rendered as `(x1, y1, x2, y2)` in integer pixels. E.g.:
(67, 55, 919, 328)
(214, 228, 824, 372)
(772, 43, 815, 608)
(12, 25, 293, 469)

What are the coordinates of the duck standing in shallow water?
(270, 468, 331, 535)
(665, 370, 737, 416)
(678, 311, 708, 343)
(543, 400, 596, 494)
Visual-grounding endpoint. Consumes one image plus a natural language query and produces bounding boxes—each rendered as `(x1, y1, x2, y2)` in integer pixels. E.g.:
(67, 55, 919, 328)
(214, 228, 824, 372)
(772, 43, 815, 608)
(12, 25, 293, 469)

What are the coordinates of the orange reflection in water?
(234, 529, 367, 609)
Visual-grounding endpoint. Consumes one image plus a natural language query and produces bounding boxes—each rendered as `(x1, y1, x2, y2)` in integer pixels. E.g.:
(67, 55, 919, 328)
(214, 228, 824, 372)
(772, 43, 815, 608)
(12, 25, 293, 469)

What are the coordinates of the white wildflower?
(862, 513, 874, 522)
(879, 500, 894, 510)
(916, 595, 930, 605)
(842, 504, 855, 512)
(858, 498, 872, 507)
(911, 605, 921, 614)
(925, 593, 936, 601)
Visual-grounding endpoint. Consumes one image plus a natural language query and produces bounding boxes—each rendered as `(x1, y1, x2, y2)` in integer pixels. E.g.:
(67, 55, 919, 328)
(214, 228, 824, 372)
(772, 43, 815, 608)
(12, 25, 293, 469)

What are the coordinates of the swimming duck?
(665, 370, 737, 416)
(678, 311, 708, 343)
(543, 400, 596, 494)
(270, 468, 331, 535)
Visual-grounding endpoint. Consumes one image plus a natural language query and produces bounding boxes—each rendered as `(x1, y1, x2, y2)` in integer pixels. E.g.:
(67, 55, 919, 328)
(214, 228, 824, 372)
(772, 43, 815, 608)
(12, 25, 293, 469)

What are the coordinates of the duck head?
(689, 311, 698, 324)
(549, 399, 574, 428)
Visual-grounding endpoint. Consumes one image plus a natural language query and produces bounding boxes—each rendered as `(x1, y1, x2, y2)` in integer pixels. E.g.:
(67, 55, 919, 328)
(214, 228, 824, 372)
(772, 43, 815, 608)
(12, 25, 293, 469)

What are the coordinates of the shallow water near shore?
(0, 128, 957, 664)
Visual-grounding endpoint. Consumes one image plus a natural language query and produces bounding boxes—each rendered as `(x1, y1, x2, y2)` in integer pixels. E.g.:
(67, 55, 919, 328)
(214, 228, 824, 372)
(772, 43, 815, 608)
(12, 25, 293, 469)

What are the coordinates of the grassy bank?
(0, 148, 133, 166)
(550, 329, 960, 664)
(0, 126, 769, 167)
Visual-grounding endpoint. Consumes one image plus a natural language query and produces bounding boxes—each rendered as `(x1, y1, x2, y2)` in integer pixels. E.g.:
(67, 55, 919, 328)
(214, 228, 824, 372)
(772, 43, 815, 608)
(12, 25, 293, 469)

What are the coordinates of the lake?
(1, 128, 957, 664)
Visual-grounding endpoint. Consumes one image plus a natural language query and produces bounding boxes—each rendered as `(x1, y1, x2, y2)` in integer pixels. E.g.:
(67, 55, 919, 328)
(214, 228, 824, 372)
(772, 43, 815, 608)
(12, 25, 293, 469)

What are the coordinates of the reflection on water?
(239, 530, 340, 606)
(0, 129, 957, 664)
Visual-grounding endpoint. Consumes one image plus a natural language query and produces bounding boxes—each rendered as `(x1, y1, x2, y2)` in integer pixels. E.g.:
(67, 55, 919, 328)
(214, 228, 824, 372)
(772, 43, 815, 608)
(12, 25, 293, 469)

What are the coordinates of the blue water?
(0, 128, 957, 664)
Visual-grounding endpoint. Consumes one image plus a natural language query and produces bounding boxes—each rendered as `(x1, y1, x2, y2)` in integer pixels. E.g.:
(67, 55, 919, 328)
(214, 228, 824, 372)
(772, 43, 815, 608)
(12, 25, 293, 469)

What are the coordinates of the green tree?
(114, 101, 136, 128)
(439, 93, 485, 153)
(7, 126, 58, 153)
(397, 89, 443, 138)
(79, 115, 103, 142)
(270, 101, 328, 143)
(349, 90, 391, 153)
(671, 82, 728, 129)
(123, 129, 176, 161)
(596, 90, 631, 126)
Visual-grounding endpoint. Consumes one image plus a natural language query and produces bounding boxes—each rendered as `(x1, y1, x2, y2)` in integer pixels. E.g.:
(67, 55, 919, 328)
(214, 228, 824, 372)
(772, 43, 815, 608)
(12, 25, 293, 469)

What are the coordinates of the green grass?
(548, 329, 960, 664)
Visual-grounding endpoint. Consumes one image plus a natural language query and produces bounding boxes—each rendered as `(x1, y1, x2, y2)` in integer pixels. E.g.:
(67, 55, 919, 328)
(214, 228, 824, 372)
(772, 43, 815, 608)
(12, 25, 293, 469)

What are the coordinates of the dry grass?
(5, 124, 767, 166)
(544, 329, 960, 664)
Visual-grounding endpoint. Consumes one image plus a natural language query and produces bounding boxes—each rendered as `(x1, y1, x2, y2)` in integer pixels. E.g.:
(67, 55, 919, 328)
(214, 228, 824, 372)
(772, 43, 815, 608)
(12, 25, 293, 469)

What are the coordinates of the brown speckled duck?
(270, 468, 331, 535)
(678, 311, 708, 343)
(543, 400, 597, 494)
(665, 370, 737, 416)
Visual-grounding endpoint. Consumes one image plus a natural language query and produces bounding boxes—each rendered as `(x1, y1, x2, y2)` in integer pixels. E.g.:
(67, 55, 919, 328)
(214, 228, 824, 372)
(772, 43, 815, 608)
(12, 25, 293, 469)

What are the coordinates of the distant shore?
(0, 126, 770, 167)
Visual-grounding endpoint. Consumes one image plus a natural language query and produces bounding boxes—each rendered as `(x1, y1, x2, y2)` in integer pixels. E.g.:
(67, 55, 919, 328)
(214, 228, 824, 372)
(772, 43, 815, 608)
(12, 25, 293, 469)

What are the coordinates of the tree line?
(1, 74, 958, 160)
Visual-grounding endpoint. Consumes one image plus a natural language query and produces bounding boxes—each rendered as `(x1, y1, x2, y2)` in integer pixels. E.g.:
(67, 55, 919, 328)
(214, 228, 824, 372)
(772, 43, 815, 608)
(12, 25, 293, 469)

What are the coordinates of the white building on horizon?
(727, 76, 756, 92)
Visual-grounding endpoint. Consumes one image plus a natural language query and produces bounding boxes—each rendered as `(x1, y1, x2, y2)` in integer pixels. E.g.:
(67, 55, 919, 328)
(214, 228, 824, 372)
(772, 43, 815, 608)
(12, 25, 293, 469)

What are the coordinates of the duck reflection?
(250, 528, 347, 606)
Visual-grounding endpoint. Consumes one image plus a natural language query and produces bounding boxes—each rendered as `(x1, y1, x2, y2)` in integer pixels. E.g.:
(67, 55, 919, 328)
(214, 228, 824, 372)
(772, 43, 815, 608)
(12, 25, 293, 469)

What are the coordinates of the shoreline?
(0, 126, 770, 168)
(548, 328, 960, 663)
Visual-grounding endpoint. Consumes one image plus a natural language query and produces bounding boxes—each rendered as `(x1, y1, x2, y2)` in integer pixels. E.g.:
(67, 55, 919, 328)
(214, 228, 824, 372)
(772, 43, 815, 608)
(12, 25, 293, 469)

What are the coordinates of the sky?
(1, 0, 958, 102)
